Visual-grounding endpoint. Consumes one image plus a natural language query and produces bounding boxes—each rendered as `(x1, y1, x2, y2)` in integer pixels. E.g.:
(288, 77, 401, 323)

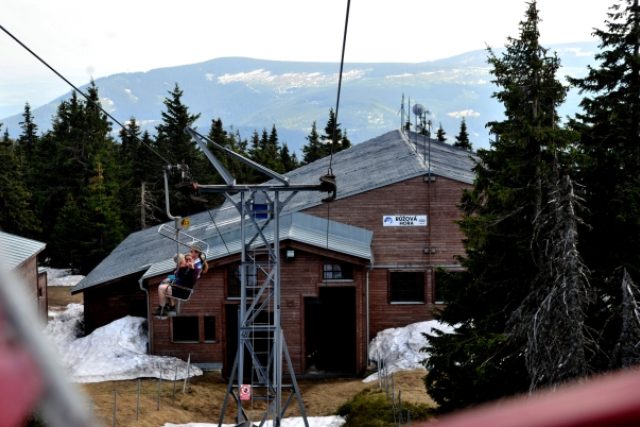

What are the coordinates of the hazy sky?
(1, 0, 610, 118)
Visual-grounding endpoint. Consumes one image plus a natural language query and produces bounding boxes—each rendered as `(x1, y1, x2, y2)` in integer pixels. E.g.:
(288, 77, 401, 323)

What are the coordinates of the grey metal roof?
(142, 212, 373, 280)
(73, 129, 475, 293)
(280, 129, 477, 213)
(74, 210, 372, 293)
(0, 231, 46, 270)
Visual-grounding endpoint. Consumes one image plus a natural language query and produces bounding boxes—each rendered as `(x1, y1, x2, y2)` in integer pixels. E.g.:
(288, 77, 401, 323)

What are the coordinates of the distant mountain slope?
(1, 42, 597, 153)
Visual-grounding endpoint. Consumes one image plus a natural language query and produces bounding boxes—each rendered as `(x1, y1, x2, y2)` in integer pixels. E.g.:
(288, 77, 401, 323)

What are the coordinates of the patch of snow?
(364, 319, 455, 382)
(43, 304, 202, 383)
(44, 267, 85, 287)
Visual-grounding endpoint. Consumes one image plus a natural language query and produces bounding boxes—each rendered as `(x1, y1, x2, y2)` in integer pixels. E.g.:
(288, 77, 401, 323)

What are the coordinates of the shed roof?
(141, 212, 373, 280)
(0, 231, 46, 270)
(73, 129, 476, 293)
(73, 210, 373, 293)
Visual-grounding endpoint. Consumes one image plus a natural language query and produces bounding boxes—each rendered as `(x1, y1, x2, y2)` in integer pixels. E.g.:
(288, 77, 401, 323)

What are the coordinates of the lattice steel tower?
(186, 128, 335, 427)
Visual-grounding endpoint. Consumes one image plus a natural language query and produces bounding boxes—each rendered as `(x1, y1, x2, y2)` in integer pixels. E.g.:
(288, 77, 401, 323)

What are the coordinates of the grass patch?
(337, 388, 434, 426)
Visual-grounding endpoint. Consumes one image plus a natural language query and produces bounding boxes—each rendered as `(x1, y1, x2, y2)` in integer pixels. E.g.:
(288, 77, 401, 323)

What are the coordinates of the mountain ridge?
(1, 41, 598, 153)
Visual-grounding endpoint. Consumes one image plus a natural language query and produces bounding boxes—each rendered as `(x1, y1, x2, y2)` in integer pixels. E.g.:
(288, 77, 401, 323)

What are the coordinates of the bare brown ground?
(47, 286, 83, 307)
(79, 369, 434, 426)
(48, 286, 436, 426)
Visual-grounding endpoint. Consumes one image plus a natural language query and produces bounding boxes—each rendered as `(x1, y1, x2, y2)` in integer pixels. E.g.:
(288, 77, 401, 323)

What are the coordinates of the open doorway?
(305, 286, 356, 375)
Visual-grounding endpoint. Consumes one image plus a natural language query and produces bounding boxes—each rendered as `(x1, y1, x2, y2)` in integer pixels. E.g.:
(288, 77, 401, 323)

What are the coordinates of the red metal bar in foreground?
(417, 368, 640, 427)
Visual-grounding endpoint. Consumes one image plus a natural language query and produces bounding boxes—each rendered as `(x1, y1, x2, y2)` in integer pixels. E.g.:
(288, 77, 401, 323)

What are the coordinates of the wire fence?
(374, 352, 414, 426)
(87, 360, 198, 426)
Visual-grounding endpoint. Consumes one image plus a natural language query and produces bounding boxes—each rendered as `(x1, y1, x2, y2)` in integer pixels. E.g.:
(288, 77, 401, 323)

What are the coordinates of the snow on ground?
(364, 319, 456, 382)
(45, 304, 202, 383)
(43, 269, 455, 427)
(44, 267, 85, 287)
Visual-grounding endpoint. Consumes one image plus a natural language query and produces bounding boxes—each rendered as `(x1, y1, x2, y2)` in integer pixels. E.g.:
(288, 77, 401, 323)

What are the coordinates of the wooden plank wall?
(84, 278, 147, 333)
(303, 175, 470, 338)
(149, 250, 369, 372)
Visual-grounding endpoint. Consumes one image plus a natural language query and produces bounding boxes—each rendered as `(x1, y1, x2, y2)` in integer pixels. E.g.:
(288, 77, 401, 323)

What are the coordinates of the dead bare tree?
(138, 181, 160, 229)
(508, 165, 592, 391)
(611, 268, 640, 368)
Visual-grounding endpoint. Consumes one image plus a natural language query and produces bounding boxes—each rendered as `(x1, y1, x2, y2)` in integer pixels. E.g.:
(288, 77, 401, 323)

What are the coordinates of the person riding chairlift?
(153, 242, 208, 317)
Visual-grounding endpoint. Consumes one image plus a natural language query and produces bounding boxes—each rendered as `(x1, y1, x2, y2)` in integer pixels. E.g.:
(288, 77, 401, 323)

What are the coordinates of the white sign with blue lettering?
(382, 215, 428, 227)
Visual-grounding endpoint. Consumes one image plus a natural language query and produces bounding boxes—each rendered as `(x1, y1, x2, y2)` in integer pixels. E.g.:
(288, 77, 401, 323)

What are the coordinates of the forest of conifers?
(0, 81, 353, 273)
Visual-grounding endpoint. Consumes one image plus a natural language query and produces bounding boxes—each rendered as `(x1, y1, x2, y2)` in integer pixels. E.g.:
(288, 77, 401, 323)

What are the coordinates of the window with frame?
(389, 271, 425, 303)
(172, 316, 199, 342)
(227, 264, 241, 298)
(323, 262, 353, 280)
(227, 263, 262, 299)
(171, 315, 217, 342)
(203, 316, 216, 342)
(433, 269, 463, 304)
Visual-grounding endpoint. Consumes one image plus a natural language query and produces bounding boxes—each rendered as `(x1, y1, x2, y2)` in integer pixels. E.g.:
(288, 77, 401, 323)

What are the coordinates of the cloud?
(447, 109, 481, 118)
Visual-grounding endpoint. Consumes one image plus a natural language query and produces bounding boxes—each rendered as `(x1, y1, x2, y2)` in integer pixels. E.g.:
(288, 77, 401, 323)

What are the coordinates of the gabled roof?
(0, 231, 46, 270)
(72, 129, 476, 293)
(281, 129, 477, 213)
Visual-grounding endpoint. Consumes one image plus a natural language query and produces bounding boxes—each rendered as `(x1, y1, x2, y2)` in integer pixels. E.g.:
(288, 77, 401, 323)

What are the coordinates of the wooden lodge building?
(0, 230, 48, 321)
(72, 129, 477, 375)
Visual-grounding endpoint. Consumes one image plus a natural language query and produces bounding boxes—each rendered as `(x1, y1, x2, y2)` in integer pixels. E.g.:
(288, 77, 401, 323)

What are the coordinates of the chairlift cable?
(327, 0, 351, 175)
(0, 23, 172, 166)
(322, 0, 350, 287)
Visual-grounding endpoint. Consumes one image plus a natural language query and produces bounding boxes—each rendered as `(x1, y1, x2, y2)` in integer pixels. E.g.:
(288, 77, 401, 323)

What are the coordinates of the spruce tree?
(267, 125, 285, 173)
(280, 143, 299, 172)
(0, 124, 40, 235)
(249, 126, 283, 175)
(118, 118, 162, 230)
(82, 158, 126, 270)
(302, 110, 351, 164)
(49, 193, 88, 269)
(16, 103, 38, 163)
(507, 164, 591, 390)
(39, 83, 125, 271)
(302, 121, 324, 164)
(155, 84, 210, 216)
(321, 108, 351, 153)
(425, 0, 583, 410)
(611, 268, 640, 367)
(156, 84, 202, 167)
(567, 0, 640, 371)
(453, 118, 472, 151)
(436, 123, 447, 142)
(29, 131, 59, 242)
(207, 118, 251, 184)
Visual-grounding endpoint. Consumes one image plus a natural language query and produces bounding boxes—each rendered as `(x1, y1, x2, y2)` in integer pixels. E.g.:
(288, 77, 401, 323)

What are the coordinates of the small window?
(172, 316, 199, 342)
(227, 263, 262, 298)
(323, 262, 353, 280)
(204, 316, 216, 342)
(227, 265, 241, 298)
(433, 269, 463, 304)
(389, 271, 425, 303)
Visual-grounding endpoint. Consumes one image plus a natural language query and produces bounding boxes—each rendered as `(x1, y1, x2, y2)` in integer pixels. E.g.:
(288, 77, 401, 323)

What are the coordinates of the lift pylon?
(185, 128, 335, 427)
